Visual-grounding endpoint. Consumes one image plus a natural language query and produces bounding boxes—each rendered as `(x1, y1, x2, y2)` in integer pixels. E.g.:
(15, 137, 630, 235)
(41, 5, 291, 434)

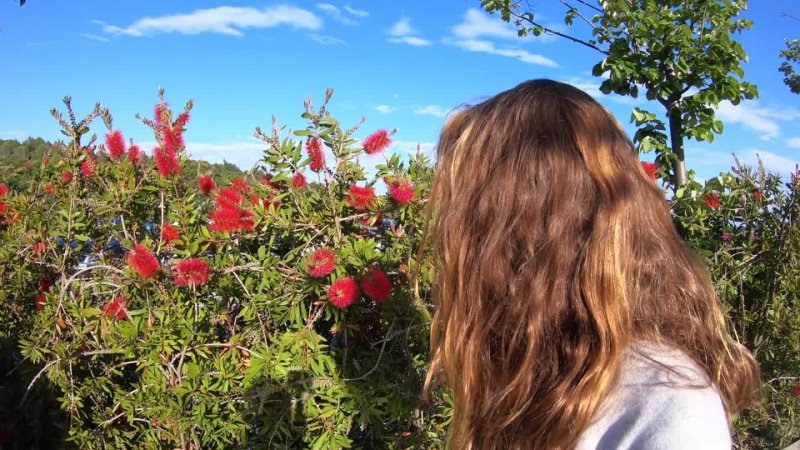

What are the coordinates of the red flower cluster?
(209, 186, 254, 232)
(197, 174, 216, 196)
(154, 146, 181, 177)
(347, 185, 376, 211)
(61, 171, 73, 182)
(328, 277, 359, 309)
(128, 144, 142, 164)
(35, 294, 47, 311)
(753, 189, 763, 200)
(306, 248, 336, 278)
(361, 268, 392, 302)
(232, 177, 253, 194)
(105, 130, 126, 160)
(161, 223, 180, 245)
(722, 232, 733, 242)
(103, 296, 127, 320)
(0, 183, 7, 218)
(641, 161, 658, 181)
(260, 174, 281, 191)
(704, 193, 720, 209)
(362, 129, 392, 155)
(292, 172, 307, 189)
(35, 276, 52, 311)
(173, 258, 211, 287)
(128, 244, 160, 278)
(306, 137, 326, 172)
(388, 178, 414, 204)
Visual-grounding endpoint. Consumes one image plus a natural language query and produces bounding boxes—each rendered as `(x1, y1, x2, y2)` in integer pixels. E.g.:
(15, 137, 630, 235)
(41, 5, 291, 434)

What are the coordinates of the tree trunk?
(668, 105, 688, 189)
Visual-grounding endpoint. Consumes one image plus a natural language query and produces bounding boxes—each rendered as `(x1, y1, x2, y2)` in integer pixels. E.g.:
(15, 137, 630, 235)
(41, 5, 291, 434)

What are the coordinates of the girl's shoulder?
(577, 341, 732, 450)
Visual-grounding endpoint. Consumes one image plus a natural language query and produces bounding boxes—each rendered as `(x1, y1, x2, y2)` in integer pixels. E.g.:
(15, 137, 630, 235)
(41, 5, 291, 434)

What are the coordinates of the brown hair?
(423, 79, 759, 450)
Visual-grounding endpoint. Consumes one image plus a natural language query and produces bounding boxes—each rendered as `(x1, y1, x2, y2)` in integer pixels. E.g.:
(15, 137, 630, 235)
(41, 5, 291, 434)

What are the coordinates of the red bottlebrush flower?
(753, 189, 763, 200)
(641, 161, 658, 181)
(306, 248, 336, 278)
(127, 244, 160, 278)
(250, 195, 281, 210)
(44, 184, 56, 194)
(722, 232, 733, 242)
(704, 193, 720, 209)
(128, 144, 142, 164)
(173, 258, 211, 287)
(35, 294, 46, 311)
(22, 161, 31, 170)
(154, 103, 169, 126)
(291, 172, 307, 189)
(362, 129, 392, 155)
(0, 200, 6, 217)
(161, 223, 180, 245)
(0, 183, 8, 197)
(61, 171, 73, 182)
(793, 383, 800, 397)
(260, 174, 281, 191)
(33, 241, 46, 255)
(306, 137, 326, 172)
(232, 177, 252, 194)
(103, 296, 127, 320)
(105, 130, 126, 160)
(80, 160, 95, 177)
(154, 146, 181, 177)
(388, 178, 415, 205)
(38, 277, 53, 292)
(198, 174, 216, 196)
(347, 185, 376, 211)
(215, 187, 244, 209)
(175, 111, 190, 128)
(209, 207, 254, 232)
(327, 277, 360, 309)
(163, 127, 184, 155)
(361, 268, 393, 302)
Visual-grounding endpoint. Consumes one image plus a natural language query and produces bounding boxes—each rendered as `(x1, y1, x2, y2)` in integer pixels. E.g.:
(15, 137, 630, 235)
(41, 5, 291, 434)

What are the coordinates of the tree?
(481, 0, 757, 189)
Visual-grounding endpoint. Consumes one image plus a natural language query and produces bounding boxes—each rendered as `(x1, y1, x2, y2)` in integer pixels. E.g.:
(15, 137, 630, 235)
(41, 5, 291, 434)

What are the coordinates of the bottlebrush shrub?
(0, 90, 447, 449)
(671, 161, 800, 450)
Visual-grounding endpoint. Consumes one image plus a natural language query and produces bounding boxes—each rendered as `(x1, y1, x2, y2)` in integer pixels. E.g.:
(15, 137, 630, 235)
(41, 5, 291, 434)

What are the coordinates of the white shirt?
(577, 342, 732, 450)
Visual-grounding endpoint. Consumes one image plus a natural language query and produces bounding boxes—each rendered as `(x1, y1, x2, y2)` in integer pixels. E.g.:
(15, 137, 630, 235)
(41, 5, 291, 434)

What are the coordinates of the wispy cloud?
(414, 104, 449, 118)
(316, 3, 356, 25)
(561, 76, 640, 105)
(181, 141, 266, 169)
(101, 5, 321, 37)
(450, 39, 557, 67)
(688, 147, 800, 179)
(786, 137, 800, 149)
(447, 9, 557, 67)
(343, 6, 369, 18)
(375, 105, 395, 114)
(81, 33, 110, 42)
(716, 101, 800, 141)
(387, 17, 431, 47)
(310, 34, 345, 45)
(452, 8, 517, 40)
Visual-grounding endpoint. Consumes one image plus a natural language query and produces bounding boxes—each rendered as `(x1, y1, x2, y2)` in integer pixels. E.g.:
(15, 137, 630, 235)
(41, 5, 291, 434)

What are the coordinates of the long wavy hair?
(423, 79, 760, 450)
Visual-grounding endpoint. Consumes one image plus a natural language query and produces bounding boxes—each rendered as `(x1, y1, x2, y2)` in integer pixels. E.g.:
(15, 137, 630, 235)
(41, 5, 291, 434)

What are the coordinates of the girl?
(424, 79, 760, 450)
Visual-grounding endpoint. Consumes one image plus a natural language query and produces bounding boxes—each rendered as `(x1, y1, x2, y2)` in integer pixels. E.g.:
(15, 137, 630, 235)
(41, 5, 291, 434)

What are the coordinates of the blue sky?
(1, 0, 799, 180)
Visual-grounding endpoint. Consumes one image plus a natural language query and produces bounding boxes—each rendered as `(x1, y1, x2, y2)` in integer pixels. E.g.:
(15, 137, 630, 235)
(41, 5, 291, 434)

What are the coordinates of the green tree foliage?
(480, 0, 757, 189)
(780, 38, 800, 95)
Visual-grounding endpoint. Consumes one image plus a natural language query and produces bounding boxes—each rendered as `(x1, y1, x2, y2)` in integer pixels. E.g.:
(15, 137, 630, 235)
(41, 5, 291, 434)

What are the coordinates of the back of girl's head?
(425, 79, 759, 450)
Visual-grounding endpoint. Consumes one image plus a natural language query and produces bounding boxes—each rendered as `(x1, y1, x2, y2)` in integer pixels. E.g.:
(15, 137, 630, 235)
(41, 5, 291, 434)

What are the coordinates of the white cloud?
(414, 105, 449, 118)
(786, 137, 800, 149)
(386, 17, 431, 47)
(452, 9, 517, 40)
(310, 34, 345, 45)
(181, 141, 266, 169)
(736, 149, 799, 176)
(102, 5, 321, 37)
(388, 36, 431, 47)
(389, 17, 416, 37)
(687, 147, 799, 179)
(450, 39, 557, 67)
(81, 33, 110, 42)
(561, 76, 641, 105)
(716, 101, 800, 141)
(375, 105, 395, 114)
(343, 6, 369, 18)
(316, 3, 356, 25)
(0, 130, 28, 140)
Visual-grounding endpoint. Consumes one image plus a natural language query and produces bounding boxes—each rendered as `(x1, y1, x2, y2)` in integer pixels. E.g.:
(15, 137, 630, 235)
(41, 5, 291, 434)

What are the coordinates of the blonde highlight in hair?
(423, 80, 759, 450)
